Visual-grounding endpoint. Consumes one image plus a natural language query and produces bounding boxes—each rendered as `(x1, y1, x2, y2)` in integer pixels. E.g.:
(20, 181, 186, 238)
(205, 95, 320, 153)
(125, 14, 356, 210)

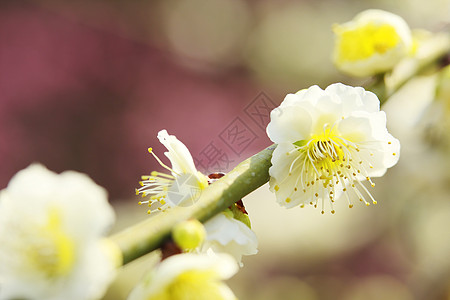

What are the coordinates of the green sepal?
(293, 140, 307, 147)
(229, 204, 251, 229)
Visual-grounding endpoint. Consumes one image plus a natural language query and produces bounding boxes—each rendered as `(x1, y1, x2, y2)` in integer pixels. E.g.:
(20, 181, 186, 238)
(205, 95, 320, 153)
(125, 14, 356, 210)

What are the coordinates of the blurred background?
(1, 0, 450, 299)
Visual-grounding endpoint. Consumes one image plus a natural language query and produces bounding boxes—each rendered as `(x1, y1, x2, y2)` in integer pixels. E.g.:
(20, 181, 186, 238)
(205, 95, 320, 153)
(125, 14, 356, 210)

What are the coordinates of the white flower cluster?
(131, 130, 258, 299)
(136, 130, 258, 264)
(131, 80, 402, 296)
(0, 8, 408, 300)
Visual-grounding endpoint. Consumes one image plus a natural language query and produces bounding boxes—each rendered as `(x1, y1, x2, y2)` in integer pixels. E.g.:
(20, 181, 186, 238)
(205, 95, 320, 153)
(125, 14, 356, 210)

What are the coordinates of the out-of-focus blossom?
(162, 0, 251, 70)
(435, 65, 450, 111)
(203, 209, 258, 266)
(386, 30, 450, 94)
(136, 130, 209, 213)
(333, 9, 412, 77)
(267, 83, 400, 213)
(0, 164, 119, 300)
(127, 253, 238, 300)
(420, 65, 450, 148)
(344, 276, 414, 300)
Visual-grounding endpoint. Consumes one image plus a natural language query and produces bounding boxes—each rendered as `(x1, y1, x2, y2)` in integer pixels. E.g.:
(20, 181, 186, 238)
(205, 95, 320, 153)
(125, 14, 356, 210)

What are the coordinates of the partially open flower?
(136, 130, 209, 213)
(202, 209, 258, 266)
(333, 9, 412, 77)
(128, 253, 238, 300)
(267, 83, 400, 213)
(0, 164, 118, 300)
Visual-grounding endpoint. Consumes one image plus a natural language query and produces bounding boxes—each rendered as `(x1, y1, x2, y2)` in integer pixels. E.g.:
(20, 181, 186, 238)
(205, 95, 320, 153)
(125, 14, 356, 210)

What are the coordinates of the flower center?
(302, 133, 353, 184)
(136, 148, 209, 214)
(308, 139, 342, 163)
(335, 22, 400, 62)
(27, 208, 75, 279)
(155, 270, 225, 299)
(282, 127, 378, 213)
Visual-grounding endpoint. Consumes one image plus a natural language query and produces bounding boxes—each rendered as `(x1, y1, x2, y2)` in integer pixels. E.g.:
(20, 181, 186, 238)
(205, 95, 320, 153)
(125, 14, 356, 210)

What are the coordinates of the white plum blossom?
(137, 131, 258, 265)
(0, 164, 119, 300)
(267, 83, 400, 213)
(127, 252, 238, 300)
(136, 130, 209, 213)
(333, 9, 412, 77)
(202, 211, 258, 266)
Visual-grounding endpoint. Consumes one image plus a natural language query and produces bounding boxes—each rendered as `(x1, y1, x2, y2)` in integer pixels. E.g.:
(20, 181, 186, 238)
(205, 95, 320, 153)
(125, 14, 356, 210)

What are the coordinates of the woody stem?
(110, 144, 276, 265)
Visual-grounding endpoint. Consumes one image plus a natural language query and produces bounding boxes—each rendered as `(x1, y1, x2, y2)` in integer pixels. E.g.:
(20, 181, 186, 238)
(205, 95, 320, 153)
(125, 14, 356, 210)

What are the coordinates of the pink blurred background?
(0, 1, 282, 199)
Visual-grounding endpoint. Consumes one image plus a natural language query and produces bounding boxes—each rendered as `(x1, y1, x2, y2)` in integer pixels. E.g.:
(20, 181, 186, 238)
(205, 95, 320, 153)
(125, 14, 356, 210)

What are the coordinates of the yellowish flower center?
(26, 207, 75, 278)
(137, 148, 209, 214)
(279, 125, 380, 213)
(304, 130, 355, 184)
(335, 22, 400, 62)
(308, 139, 343, 164)
(153, 270, 228, 300)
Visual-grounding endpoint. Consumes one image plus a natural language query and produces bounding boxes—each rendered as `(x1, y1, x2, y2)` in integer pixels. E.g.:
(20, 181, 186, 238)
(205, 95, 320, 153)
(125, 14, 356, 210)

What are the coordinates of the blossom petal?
(325, 83, 380, 114)
(203, 212, 258, 266)
(157, 129, 197, 175)
(267, 105, 313, 144)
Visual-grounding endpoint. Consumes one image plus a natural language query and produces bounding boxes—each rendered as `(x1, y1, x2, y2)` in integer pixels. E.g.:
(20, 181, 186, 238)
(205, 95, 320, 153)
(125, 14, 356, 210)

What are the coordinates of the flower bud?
(172, 219, 206, 251)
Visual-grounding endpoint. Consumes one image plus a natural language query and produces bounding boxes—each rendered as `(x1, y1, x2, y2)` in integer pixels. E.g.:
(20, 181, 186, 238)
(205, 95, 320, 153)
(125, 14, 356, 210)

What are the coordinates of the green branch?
(111, 144, 276, 265)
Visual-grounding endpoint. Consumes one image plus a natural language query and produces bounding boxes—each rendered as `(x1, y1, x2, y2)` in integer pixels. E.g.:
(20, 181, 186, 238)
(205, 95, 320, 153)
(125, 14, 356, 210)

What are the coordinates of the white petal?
(380, 133, 401, 168)
(166, 172, 208, 207)
(268, 144, 304, 208)
(267, 105, 313, 144)
(293, 85, 325, 107)
(338, 114, 374, 142)
(145, 253, 237, 293)
(204, 213, 258, 246)
(157, 129, 197, 175)
(58, 170, 115, 238)
(268, 143, 297, 181)
(203, 213, 258, 265)
(325, 83, 380, 114)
